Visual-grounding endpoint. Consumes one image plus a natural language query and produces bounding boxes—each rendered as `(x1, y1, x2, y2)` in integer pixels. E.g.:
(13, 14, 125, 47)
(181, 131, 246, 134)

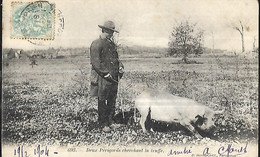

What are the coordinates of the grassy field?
(2, 52, 258, 146)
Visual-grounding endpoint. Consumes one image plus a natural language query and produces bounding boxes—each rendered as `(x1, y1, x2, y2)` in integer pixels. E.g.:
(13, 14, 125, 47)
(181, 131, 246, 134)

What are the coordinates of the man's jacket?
(89, 36, 123, 96)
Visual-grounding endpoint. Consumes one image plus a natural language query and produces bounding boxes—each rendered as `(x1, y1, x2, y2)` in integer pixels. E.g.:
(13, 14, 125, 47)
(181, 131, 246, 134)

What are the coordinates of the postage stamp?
(11, 1, 55, 40)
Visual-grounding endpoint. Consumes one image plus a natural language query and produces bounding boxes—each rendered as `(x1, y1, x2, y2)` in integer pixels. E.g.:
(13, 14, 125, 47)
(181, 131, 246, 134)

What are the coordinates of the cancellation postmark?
(11, 1, 55, 40)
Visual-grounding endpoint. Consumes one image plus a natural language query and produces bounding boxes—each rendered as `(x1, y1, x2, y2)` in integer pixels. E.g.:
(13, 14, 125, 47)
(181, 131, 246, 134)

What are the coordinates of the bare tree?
(233, 21, 245, 52)
(253, 36, 256, 50)
(211, 31, 215, 51)
(252, 36, 259, 53)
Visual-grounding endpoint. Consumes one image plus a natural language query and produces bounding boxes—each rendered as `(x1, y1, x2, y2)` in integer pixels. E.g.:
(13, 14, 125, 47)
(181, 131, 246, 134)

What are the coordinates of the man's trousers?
(97, 78, 118, 127)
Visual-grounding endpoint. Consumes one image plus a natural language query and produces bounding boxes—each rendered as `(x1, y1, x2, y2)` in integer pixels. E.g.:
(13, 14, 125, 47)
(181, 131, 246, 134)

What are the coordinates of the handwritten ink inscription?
(14, 145, 50, 157)
(218, 143, 248, 156)
(202, 143, 248, 157)
(167, 146, 192, 156)
(14, 146, 29, 157)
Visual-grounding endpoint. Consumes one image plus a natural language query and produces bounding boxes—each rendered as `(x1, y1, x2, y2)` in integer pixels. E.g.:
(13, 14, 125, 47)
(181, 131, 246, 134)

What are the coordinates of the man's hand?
(104, 73, 112, 79)
(119, 67, 124, 79)
(104, 73, 118, 83)
(119, 67, 124, 73)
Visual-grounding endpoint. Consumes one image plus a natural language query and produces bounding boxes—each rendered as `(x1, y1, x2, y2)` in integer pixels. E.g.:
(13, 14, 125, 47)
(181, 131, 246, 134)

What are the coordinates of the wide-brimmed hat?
(98, 21, 119, 33)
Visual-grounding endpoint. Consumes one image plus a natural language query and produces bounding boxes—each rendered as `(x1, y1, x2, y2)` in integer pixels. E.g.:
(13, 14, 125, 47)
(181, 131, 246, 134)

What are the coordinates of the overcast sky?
(3, 0, 259, 51)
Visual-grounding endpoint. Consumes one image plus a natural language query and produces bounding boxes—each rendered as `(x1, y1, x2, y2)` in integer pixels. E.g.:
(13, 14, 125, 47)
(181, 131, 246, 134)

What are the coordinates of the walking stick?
(118, 76, 125, 119)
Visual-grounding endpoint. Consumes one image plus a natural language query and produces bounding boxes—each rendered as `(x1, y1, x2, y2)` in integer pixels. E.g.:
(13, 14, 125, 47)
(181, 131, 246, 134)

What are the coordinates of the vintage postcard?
(2, 0, 258, 157)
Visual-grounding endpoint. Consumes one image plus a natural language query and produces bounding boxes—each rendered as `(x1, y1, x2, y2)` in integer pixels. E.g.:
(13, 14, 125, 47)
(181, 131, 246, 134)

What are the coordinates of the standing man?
(89, 21, 124, 133)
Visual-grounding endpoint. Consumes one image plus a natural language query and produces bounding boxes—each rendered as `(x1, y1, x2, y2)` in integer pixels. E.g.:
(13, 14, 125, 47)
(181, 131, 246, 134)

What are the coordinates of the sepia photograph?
(2, 0, 259, 156)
